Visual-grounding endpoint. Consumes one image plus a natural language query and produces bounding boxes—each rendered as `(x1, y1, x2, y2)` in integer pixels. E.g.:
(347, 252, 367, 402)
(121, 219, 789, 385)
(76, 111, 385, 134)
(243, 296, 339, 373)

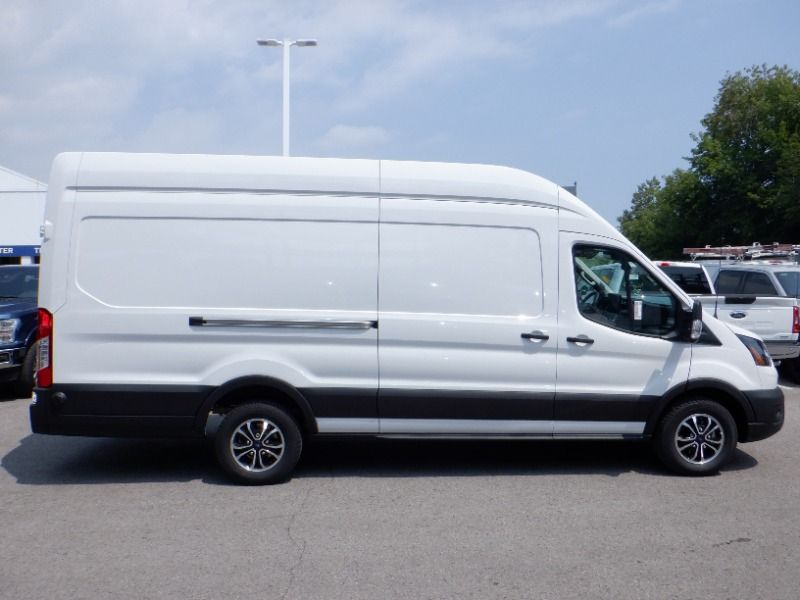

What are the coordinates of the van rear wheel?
(215, 402, 303, 485)
(654, 399, 736, 476)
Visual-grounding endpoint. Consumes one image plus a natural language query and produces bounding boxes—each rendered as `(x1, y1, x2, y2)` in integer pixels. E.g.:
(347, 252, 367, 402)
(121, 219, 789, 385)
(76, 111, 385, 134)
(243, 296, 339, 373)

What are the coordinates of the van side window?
(573, 245, 677, 336)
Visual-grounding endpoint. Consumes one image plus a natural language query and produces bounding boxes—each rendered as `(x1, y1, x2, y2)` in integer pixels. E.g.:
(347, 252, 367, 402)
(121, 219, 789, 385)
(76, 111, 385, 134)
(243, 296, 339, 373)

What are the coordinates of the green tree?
(618, 177, 662, 252)
(619, 65, 800, 257)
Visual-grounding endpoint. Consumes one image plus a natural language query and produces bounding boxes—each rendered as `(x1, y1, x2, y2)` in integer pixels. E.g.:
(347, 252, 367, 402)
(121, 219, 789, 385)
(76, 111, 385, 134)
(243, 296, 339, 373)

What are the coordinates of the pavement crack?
(279, 484, 313, 600)
(712, 537, 751, 548)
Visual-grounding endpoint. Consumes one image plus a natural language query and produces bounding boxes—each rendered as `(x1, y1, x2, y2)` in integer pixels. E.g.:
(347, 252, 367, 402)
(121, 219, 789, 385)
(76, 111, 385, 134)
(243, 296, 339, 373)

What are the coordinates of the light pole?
(257, 38, 318, 156)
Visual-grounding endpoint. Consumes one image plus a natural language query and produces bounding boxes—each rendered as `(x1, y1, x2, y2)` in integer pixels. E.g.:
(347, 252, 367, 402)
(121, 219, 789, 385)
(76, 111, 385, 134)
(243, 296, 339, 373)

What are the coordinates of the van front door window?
(573, 245, 677, 337)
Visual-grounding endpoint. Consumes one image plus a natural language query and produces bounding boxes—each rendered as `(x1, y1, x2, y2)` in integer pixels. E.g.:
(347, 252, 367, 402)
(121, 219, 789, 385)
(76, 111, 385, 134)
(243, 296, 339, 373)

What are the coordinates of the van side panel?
(50, 188, 379, 429)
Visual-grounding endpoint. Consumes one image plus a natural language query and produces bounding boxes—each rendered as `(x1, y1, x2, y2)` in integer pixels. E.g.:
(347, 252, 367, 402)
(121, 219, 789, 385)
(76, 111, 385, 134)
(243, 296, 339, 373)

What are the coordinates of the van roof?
(57, 152, 585, 213)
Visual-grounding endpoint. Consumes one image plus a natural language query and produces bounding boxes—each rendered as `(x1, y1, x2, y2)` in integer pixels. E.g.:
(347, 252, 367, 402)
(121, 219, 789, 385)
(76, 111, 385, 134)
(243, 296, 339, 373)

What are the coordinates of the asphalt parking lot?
(1, 384, 799, 600)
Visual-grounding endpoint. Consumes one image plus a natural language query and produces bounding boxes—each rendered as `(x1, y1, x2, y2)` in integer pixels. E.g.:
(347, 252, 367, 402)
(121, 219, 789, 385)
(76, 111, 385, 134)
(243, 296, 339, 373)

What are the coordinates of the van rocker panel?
(30, 381, 782, 443)
(378, 388, 554, 420)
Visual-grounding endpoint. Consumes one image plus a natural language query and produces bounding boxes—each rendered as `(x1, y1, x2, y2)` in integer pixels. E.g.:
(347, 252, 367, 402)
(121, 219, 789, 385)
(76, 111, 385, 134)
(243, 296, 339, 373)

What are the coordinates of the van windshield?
(0, 267, 39, 299)
(776, 271, 800, 298)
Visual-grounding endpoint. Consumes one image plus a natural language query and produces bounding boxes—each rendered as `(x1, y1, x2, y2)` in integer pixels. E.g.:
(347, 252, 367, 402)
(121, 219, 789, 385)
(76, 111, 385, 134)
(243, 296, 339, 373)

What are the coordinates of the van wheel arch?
(196, 376, 317, 436)
(646, 381, 751, 442)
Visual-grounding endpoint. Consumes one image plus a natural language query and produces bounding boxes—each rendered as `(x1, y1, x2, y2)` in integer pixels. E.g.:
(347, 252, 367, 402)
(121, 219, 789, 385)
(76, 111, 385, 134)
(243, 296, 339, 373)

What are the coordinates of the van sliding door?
(376, 198, 558, 435)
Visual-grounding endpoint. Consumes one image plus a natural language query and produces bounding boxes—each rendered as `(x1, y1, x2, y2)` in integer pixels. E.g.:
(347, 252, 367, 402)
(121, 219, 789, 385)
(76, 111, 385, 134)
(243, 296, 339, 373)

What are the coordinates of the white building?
(0, 165, 46, 265)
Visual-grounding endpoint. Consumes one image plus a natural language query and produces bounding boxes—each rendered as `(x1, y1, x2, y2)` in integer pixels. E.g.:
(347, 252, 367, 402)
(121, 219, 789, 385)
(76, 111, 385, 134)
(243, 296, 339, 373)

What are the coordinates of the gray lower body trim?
(381, 418, 552, 435)
(316, 418, 379, 433)
(315, 418, 645, 437)
(553, 421, 645, 436)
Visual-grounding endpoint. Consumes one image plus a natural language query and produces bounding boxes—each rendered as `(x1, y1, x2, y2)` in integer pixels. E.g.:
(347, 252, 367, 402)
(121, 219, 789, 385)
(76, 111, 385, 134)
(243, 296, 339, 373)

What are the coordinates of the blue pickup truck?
(0, 265, 39, 396)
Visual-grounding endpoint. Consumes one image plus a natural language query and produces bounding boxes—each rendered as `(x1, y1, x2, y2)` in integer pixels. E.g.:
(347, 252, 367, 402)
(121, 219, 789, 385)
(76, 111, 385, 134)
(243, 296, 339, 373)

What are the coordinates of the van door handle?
(521, 331, 549, 341)
(567, 335, 595, 345)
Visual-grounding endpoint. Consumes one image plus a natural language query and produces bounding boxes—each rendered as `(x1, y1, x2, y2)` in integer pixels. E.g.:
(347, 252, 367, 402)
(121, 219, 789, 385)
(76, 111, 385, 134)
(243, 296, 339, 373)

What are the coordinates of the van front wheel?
(654, 399, 736, 476)
(215, 402, 303, 485)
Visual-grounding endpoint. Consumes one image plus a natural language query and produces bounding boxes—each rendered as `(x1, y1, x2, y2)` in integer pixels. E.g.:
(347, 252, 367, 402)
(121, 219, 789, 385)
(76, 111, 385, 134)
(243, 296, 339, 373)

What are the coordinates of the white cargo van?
(31, 153, 784, 483)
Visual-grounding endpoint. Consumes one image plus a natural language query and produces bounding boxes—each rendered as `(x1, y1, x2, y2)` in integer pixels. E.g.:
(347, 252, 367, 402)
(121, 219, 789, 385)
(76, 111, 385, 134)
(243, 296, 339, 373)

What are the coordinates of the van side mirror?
(678, 299, 703, 342)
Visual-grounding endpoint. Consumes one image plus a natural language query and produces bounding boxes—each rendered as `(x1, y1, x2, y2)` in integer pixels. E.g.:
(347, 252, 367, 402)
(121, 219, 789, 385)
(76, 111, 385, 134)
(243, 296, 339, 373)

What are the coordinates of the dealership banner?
(0, 245, 40, 256)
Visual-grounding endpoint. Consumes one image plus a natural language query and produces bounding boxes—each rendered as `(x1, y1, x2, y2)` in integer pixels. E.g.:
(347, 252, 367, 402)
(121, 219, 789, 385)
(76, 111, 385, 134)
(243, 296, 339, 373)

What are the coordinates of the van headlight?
(0, 319, 20, 344)
(736, 334, 772, 367)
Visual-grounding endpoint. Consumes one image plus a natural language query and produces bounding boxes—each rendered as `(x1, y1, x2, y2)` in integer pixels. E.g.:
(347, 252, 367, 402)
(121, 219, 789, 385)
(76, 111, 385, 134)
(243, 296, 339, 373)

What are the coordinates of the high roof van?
(30, 153, 784, 483)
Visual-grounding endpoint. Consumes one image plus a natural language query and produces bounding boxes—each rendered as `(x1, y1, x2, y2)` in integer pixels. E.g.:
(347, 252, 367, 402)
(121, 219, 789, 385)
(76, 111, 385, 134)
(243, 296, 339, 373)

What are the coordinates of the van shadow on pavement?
(2, 433, 758, 485)
(2, 433, 224, 485)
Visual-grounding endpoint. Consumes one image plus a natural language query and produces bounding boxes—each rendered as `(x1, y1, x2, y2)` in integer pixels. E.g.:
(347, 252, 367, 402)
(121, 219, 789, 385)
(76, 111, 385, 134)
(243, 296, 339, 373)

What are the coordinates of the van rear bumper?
(741, 387, 784, 442)
(30, 384, 212, 438)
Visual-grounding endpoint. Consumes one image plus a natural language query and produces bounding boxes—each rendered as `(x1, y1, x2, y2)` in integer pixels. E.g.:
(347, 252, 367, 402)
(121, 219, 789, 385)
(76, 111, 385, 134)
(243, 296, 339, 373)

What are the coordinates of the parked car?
(707, 262, 800, 298)
(705, 262, 800, 381)
(31, 153, 784, 483)
(654, 261, 714, 295)
(655, 260, 800, 367)
(0, 265, 39, 396)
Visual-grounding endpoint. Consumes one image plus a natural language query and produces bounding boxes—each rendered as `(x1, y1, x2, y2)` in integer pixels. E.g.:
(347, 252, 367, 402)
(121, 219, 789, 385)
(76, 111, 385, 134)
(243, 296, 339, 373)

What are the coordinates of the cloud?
(0, 0, 633, 179)
(313, 124, 390, 154)
(130, 108, 224, 154)
(607, 0, 680, 28)
(325, 0, 617, 110)
(0, 95, 13, 115)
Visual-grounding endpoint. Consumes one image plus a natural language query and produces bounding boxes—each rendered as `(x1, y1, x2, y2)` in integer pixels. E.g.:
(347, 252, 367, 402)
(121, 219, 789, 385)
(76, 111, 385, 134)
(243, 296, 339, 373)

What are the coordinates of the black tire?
(654, 399, 737, 476)
(14, 341, 38, 398)
(214, 402, 303, 485)
(779, 357, 800, 384)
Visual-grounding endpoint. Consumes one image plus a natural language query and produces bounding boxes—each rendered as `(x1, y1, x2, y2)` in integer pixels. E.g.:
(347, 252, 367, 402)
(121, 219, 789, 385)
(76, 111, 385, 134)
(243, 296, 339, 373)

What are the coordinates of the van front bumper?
(0, 345, 24, 382)
(741, 387, 784, 442)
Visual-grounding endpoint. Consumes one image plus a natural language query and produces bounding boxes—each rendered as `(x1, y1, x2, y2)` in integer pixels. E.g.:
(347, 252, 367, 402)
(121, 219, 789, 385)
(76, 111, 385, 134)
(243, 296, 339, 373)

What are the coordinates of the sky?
(1, 0, 798, 225)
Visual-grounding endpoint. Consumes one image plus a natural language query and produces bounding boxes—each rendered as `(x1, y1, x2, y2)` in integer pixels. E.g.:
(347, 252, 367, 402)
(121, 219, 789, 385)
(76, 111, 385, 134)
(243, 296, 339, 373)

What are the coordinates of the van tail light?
(36, 308, 53, 388)
(794, 306, 800, 335)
